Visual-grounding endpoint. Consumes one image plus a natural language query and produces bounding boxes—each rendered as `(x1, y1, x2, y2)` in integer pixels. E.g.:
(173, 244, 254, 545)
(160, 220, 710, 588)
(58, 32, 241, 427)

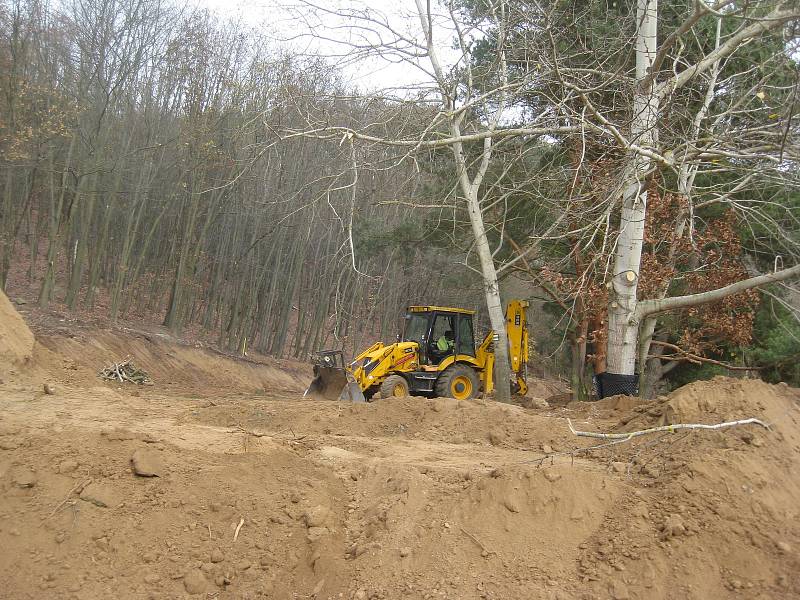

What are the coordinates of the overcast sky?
(191, 0, 457, 93)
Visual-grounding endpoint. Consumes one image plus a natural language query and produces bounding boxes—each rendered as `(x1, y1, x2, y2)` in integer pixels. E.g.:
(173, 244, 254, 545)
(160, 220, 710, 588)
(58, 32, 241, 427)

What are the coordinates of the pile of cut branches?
(99, 357, 152, 385)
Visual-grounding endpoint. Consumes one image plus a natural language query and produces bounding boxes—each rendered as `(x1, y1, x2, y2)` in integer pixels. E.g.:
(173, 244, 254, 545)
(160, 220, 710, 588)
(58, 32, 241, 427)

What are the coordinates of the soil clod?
(130, 448, 163, 477)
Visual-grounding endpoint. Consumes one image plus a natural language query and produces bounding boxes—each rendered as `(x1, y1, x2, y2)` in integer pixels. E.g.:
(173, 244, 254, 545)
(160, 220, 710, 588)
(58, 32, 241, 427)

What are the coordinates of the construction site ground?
(1, 292, 798, 600)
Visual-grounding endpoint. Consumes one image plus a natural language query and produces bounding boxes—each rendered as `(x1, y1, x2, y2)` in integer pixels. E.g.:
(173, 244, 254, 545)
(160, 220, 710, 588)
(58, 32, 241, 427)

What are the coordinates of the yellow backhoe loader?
(305, 300, 529, 402)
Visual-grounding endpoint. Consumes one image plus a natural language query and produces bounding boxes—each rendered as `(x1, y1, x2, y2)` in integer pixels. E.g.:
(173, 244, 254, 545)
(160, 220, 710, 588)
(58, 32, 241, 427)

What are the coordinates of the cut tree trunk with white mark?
(606, 0, 659, 376)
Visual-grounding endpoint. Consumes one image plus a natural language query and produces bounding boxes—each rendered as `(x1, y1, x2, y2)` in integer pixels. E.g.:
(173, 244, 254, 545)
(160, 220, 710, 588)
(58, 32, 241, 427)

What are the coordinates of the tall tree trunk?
(27, 168, 40, 283)
(39, 136, 77, 309)
(0, 169, 14, 290)
(466, 181, 512, 402)
(65, 173, 97, 309)
(636, 17, 722, 384)
(606, 0, 659, 379)
(571, 314, 589, 401)
(164, 191, 199, 333)
(450, 124, 512, 403)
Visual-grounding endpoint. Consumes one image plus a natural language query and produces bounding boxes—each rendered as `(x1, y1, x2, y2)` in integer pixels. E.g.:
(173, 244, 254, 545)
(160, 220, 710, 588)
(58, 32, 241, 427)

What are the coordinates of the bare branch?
(636, 264, 800, 320)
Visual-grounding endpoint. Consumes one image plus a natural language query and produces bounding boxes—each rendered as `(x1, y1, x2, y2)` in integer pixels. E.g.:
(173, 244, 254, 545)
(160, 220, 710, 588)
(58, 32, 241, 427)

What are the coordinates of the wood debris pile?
(99, 358, 152, 385)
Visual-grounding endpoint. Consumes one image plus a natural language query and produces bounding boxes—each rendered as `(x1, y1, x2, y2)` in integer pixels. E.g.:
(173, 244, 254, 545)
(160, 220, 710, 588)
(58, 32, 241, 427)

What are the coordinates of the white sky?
(192, 0, 458, 93)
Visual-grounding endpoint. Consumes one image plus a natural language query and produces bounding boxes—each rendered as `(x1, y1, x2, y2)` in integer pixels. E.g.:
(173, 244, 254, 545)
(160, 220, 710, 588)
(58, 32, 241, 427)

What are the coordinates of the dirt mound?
(33, 328, 308, 396)
(562, 377, 800, 599)
(195, 395, 574, 450)
(0, 294, 306, 398)
(0, 289, 34, 373)
(659, 376, 795, 424)
(525, 375, 569, 401)
(615, 376, 800, 435)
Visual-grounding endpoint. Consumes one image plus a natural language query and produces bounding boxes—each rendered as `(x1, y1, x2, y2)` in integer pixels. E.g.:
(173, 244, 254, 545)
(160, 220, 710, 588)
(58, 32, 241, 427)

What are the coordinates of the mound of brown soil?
(35, 328, 308, 396)
(196, 395, 572, 450)
(564, 377, 800, 599)
(0, 289, 34, 373)
(615, 376, 799, 435)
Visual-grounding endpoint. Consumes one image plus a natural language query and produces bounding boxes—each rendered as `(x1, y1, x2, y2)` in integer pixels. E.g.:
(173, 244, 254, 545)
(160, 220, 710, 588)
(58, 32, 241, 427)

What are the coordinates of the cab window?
(456, 315, 475, 356)
(430, 314, 456, 359)
(403, 313, 429, 344)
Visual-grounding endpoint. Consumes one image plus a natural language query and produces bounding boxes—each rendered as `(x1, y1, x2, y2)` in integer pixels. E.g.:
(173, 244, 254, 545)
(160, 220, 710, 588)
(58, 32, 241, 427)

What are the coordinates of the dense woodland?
(1, 0, 799, 396)
(0, 0, 486, 360)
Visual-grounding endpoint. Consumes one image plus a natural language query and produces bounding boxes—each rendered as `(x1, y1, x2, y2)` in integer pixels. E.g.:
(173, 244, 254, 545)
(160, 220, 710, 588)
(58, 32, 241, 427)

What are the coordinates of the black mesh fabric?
(595, 372, 639, 398)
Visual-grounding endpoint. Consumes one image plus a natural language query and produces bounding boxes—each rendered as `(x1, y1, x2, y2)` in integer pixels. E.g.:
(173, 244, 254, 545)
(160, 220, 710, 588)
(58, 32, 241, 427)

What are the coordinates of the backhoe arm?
(506, 299, 529, 396)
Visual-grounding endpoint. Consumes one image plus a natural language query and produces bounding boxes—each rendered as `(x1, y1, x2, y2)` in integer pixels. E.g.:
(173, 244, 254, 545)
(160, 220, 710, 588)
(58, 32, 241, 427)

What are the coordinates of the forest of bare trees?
(0, 0, 489, 363)
(2, 0, 799, 397)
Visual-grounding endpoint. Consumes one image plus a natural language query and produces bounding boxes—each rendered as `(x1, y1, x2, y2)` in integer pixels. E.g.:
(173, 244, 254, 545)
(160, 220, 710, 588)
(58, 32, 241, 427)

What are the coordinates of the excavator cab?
(402, 306, 475, 366)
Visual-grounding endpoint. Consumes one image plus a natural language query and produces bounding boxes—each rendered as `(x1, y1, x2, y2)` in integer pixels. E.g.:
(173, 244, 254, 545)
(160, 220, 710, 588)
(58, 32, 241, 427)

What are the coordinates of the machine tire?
(435, 364, 479, 400)
(380, 375, 410, 398)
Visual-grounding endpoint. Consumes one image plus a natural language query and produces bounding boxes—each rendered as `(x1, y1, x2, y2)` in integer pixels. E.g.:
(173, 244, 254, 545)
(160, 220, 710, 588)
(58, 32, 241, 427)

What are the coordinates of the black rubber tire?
(435, 364, 480, 400)
(380, 374, 410, 398)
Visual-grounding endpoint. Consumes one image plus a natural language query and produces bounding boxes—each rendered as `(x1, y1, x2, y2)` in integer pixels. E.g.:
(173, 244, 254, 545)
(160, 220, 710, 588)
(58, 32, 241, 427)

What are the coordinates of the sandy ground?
(1, 292, 799, 600)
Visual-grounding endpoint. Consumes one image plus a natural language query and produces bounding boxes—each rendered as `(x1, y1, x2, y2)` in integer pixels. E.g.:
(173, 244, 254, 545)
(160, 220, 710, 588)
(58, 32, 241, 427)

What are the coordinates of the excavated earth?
(0, 291, 799, 600)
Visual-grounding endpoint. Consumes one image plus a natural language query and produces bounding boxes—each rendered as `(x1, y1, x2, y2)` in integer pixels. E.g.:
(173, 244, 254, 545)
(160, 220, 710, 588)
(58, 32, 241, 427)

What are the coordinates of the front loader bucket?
(339, 381, 367, 402)
(304, 365, 366, 402)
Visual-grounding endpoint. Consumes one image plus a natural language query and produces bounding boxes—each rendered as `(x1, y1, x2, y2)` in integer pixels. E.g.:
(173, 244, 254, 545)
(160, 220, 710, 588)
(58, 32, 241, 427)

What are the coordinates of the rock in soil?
(130, 448, 163, 477)
(487, 429, 505, 446)
(79, 482, 119, 508)
(57, 459, 79, 474)
(609, 579, 630, 600)
(183, 569, 208, 595)
(303, 505, 330, 528)
(660, 513, 687, 539)
(525, 396, 550, 409)
(237, 559, 251, 571)
(11, 468, 37, 488)
(143, 573, 161, 584)
(210, 549, 225, 563)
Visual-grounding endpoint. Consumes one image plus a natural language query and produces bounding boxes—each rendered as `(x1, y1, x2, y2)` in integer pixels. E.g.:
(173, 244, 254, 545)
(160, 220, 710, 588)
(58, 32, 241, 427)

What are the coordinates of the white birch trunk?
(606, 0, 659, 376)
(636, 17, 721, 382)
(464, 175, 512, 404)
(450, 129, 512, 403)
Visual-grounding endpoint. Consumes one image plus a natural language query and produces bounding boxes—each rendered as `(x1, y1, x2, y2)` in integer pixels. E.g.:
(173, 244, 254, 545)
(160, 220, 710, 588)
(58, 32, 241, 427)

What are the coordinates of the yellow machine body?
(308, 300, 529, 401)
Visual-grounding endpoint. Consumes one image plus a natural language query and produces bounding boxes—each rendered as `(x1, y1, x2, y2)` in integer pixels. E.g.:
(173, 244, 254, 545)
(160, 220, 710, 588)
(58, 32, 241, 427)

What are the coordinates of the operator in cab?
(436, 329, 455, 354)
